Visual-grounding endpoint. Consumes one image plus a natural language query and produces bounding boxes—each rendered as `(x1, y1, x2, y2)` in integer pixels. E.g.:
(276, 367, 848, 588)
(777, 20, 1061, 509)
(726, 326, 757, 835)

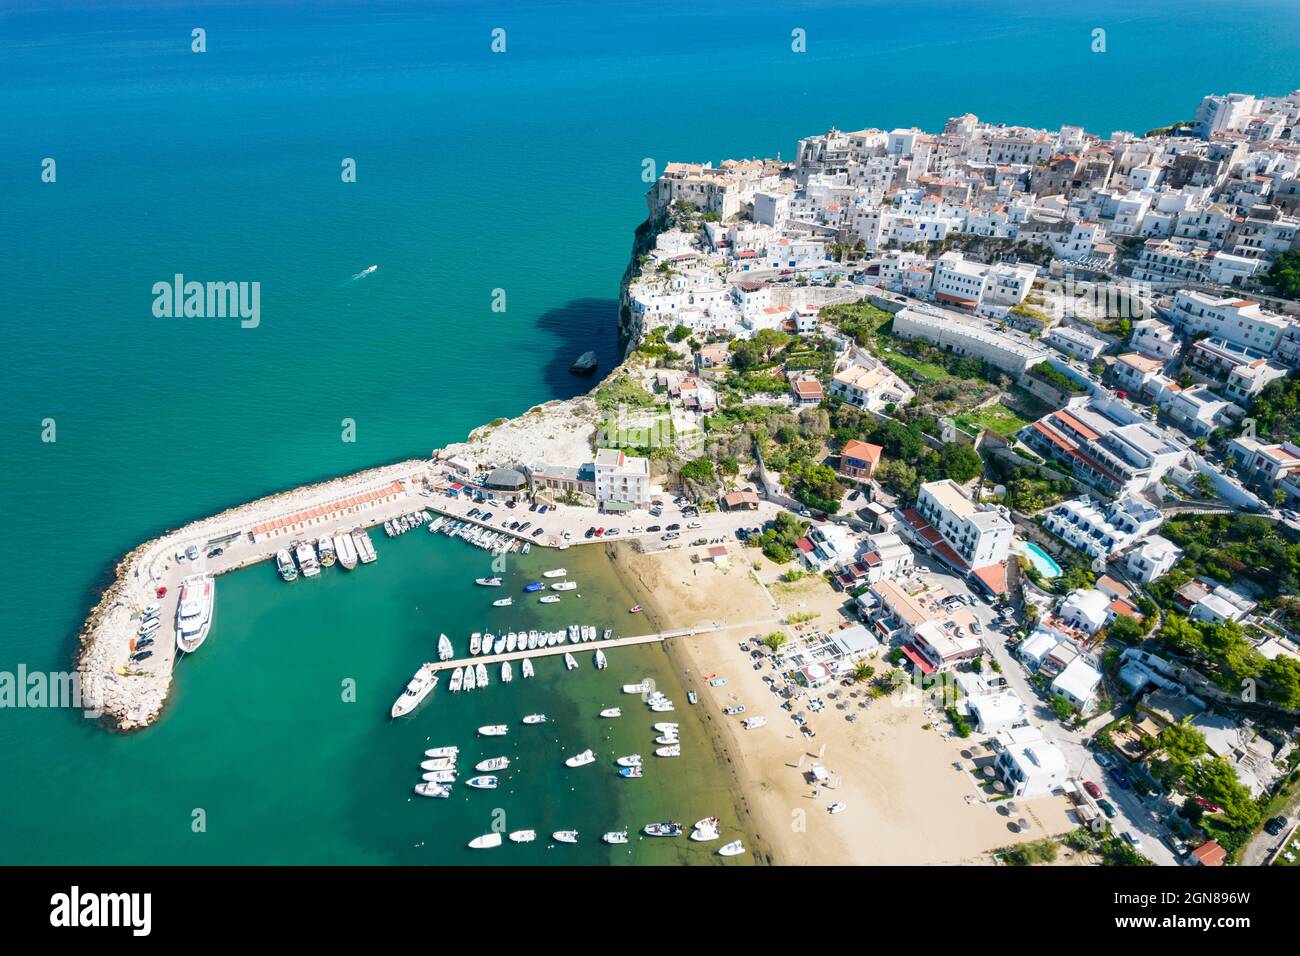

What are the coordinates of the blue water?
(1024, 542, 1064, 579)
(3, 0, 1297, 863)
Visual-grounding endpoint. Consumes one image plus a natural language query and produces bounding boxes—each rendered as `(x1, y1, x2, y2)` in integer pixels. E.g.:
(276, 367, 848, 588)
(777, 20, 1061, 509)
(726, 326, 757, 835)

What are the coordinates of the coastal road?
(916, 556, 1180, 866)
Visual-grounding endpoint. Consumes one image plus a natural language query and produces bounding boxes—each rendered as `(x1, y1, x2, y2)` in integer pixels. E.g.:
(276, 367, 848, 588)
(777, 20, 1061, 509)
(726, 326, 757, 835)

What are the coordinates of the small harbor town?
(73, 84, 1300, 871)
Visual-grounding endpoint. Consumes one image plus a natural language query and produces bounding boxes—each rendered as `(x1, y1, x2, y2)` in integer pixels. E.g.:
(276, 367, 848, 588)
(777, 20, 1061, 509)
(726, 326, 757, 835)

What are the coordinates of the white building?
(593, 448, 650, 507)
(967, 690, 1030, 734)
(1050, 658, 1103, 713)
(859, 532, 914, 583)
(1057, 588, 1111, 636)
(828, 361, 914, 410)
(930, 251, 1036, 311)
(892, 307, 1049, 375)
(1044, 325, 1108, 361)
(914, 479, 1014, 570)
(1125, 535, 1183, 583)
(1042, 494, 1163, 560)
(1171, 290, 1291, 355)
(996, 726, 1070, 799)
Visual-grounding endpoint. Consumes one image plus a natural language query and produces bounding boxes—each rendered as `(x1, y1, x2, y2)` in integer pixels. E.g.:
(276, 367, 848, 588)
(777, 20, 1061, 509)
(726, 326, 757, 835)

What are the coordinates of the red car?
(1083, 780, 1102, 799)
(1194, 796, 1222, 813)
(594, 527, 605, 537)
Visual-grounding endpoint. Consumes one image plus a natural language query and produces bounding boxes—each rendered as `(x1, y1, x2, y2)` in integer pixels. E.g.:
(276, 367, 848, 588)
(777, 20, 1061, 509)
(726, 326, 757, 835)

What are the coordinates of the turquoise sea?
(3, 0, 1298, 864)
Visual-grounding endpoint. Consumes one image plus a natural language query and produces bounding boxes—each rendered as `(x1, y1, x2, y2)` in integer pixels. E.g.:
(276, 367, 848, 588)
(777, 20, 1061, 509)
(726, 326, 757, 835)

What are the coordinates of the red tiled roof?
(841, 440, 883, 465)
(972, 562, 1008, 595)
(901, 644, 936, 675)
(795, 537, 814, 553)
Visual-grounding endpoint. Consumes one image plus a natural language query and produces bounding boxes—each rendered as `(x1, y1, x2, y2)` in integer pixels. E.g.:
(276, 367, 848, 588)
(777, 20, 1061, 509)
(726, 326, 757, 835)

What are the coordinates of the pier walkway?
(427, 618, 781, 672)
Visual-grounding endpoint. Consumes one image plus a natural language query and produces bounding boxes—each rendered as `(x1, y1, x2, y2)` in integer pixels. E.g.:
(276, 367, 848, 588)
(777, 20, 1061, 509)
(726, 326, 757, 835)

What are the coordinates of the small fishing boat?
(542, 569, 567, 578)
(316, 538, 336, 567)
(643, 822, 683, 837)
(500, 661, 512, 683)
(594, 650, 607, 670)
(476, 756, 510, 772)
(506, 632, 517, 653)
(828, 803, 847, 815)
(466, 775, 499, 790)
(623, 681, 651, 695)
(602, 829, 629, 844)
(564, 749, 596, 768)
(508, 830, 536, 844)
(523, 582, 543, 593)
(599, 707, 621, 718)
(691, 817, 720, 840)
(421, 770, 457, 783)
(539, 595, 561, 604)
(448, 667, 464, 692)
(492, 597, 513, 607)
(334, 532, 358, 570)
(478, 724, 508, 737)
(718, 840, 745, 856)
(493, 635, 506, 654)
(437, 633, 453, 661)
(468, 833, 503, 849)
(521, 658, 534, 679)
(414, 783, 451, 798)
(470, 633, 482, 655)
(463, 665, 477, 691)
(629, 605, 642, 613)
(654, 734, 679, 746)
(550, 581, 577, 591)
(552, 830, 579, 844)
(474, 663, 487, 687)
(425, 746, 459, 758)
(655, 745, 681, 758)
(709, 677, 728, 687)
(618, 766, 643, 778)
(564, 652, 577, 671)
(275, 549, 298, 582)
(420, 757, 456, 771)
(475, 577, 503, 587)
(522, 713, 547, 725)
(650, 701, 675, 713)
(653, 722, 678, 733)
(527, 630, 539, 649)
(602, 628, 612, 641)
(616, 755, 641, 767)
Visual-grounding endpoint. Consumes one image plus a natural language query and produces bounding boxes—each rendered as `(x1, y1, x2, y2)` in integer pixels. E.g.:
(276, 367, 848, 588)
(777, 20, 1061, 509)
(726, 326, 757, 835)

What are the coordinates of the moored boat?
(466, 775, 498, 790)
(475, 576, 503, 586)
(655, 745, 681, 758)
(500, 660, 512, 683)
(351, 528, 377, 564)
(521, 658, 534, 679)
(478, 724, 508, 737)
(616, 754, 641, 767)
(718, 840, 745, 857)
(550, 581, 577, 591)
(564, 748, 595, 768)
(552, 830, 578, 844)
(539, 595, 560, 604)
(334, 533, 358, 570)
(448, 667, 464, 692)
(492, 597, 513, 607)
(474, 663, 487, 687)
(524, 582, 543, 593)
(522, 713, 547, 724)
(594, 650, 607, 670)
(437, 633, 453, 661)
(599, 707, 621, 718)
(602, 829, 629, 844)
(275, 549, 298, 581)
(317, 537, 336, 567)
(542, 568, 567, 578)
(392, 664, 438, 718)
(175, 574, 216, 654)
(425, 746, 459, 758)
(643, 822, 683, 837)
(508, 830, 537, 843)
(564, 652, 577, 671)
(618, 766, 643, 778)
(414, 783, 451, 798)
(476, 756, 510, 772)
(468, 833, 503, 849)
(470, 633, 481, 655)
(294, 541, 320, 578)
(463, 665, 477, 691)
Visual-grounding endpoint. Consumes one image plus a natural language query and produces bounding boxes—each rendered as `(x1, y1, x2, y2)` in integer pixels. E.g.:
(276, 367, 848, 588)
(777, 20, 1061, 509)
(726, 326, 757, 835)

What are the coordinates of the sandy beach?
(611, 541, 1081, 865)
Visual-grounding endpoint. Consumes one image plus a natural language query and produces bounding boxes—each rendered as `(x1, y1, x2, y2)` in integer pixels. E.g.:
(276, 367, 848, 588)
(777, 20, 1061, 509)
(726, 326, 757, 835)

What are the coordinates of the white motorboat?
(420, 757, 456, 771)
(478, 724, 508, 737)
(316, 537, 336, 567)
(437, 633, 453, 661)
(521, 658, 534, 679)
(527, 630, 539, 649)
(463, 665, 477, 691)
(414, 783, 451, 798)
(475, 577, 503, 587)
(174, 574, 216, 653)
(653, 722, 678, 733)
(655, 745, 681, 758)
(568, 625, 580, 643)
(522, 713, 547, 724)
(294, 541, 320, 578)
(470, 633, 482, 655)
(603, 628, 612, 641)
(828, 802, 847, 815)
(742, 716, 768, 729)
(650, 701, 675, 713)
(552, 830, 578, 844)
(564, 652, 577, 671)
(391, 664, 437, 718)
(691, 817, 720, 841)
(539, 595, 561, 604)
(492, 597, 513, 607)
(618, 766, 643, 779)
(468, 833, 503, 849)
(594, 650, 607, 670)
(602, 830, 629, 844)
(275, 549, 298, 581)
(479, 633, 494, 655)
(550, 581, 577, 591)
(506, 632, 517, 653)
(542, 568, 567, 578)
(351, 528, 377, 564)
(466, 775, 498, 790)
(474, 663, 487, 687)
(599, 707, 621, 718)
(724, 705, 746, 716)
(564, 749, 595, 768)
(508, 830, 537, 844)
(425, 746, 459, 758)
(334, 532, 358, 570)
(493, 635, 506, 654)
(688, 691, 699, 705)
(500, 661, 512, 683)
(476, 756, 510, 772)
(448, 667, 464, 692)
(654, 734, 679, 746)
(623, 681, 651, 695)
(616, 755, 642, 767)
(718, 840, 745, 856)
(421, 770, 457, 783)
(643, 822, 684, 837)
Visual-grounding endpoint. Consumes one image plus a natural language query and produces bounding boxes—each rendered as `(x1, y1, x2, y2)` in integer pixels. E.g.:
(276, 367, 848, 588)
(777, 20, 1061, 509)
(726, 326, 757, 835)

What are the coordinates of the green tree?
(762, 631, 788, 653)
(937, 443, 983, 483)
(1189, 757, 1259, 829)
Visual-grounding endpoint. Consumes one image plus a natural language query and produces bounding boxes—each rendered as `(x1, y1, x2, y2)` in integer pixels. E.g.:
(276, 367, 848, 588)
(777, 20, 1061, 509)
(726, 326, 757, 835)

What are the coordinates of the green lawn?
(955, 404, 1032, 437)
(880, 349, 948, 381)
(1272, 827, 1299, 866)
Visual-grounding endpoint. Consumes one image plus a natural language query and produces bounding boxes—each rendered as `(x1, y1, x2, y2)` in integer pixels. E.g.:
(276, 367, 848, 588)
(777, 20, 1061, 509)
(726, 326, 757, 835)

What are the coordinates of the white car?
(687, 522, 702, 529)
(629, 526, 643, 533)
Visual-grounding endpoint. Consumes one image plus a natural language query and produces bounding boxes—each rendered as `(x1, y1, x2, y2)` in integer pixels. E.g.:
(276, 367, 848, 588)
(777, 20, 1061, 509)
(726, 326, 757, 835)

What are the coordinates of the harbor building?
(249, 480, 407, 544)
(593, 448, 651, 508)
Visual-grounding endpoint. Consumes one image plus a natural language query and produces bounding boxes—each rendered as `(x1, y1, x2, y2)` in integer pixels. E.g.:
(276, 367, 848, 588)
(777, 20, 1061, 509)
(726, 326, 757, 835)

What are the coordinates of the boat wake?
(348, 264, 379, 282)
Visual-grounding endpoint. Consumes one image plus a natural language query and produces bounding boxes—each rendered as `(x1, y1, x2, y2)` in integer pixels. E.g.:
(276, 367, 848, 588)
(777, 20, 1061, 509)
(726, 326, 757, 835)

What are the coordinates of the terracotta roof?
(1190, 840, 1226, 867)
(841, 440, 883, 464)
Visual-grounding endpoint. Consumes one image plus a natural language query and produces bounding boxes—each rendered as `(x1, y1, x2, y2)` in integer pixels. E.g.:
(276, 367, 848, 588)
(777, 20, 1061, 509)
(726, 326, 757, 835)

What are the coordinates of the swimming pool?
(1023, 542, 1063, 579)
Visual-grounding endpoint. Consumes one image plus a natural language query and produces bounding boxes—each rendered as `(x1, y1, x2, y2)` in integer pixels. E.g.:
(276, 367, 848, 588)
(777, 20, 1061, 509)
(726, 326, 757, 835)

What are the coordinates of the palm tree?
(851, 661, 875, 684)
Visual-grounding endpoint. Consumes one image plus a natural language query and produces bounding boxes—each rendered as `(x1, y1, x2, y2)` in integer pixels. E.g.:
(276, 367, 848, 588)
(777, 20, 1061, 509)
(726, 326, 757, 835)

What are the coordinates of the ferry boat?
(564, 749, 595, 768)
(523, 582, 543, 593)
(521, 713, 547, 724)
(476, 756, 510, 772)
(466, 775, 498, 790)
(564, 652, 577, 671)
(468, 833, 502, 850)
(552, 830, 578, 844)
(334, 533, 358, 570)
(594, 650, 607, 670)
(391, 664, 437, 718)
(599, 707, 621, 718)
(475, 577, 503, 587)
(317, 537, 336, 568)
(351, 528, 377, 564)
(414, 783, 451, 799)
(542, 568, 567, 578)
(539, 595, 560, 604)
(175, 574, 216, 654)
(643, 822, 683, 838)
(619, 766, 644, 778)
(500, 661, 512, 683)
(275, 549, 298, 581)
(492, 597, 513, 607)
(602, 830, 629, 844)
(294, 541, 320, 578)
(448, 667, 464, 692)
(478, 724, 508, 737)
(508, 830, 536, 844)
(474, 663, 487, 687)
(437, 633, 453, 661)
(718, 840, 745, 857)
(550, 581, 577, 592)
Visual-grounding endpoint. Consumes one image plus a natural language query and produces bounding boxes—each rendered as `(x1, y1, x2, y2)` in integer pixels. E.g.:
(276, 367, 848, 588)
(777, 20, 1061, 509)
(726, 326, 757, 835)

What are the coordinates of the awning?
(900, 644, 936, 675)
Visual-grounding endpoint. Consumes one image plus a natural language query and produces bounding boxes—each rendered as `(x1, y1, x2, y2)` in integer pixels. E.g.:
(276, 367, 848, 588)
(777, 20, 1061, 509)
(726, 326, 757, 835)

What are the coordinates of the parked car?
(647, 525, 662, 533)
(666, 523, 680, 531)
(687, 522, 702, 529)
(529, 502, 538, 512)
(1094, 752, 1114, 770)
(584, 527, 596, 539)
(538, 505, 548, 514)
(186, 544, 200, 561)
(1083, 780, 1102, 799)
(1108, 768, 1130, 790)
(605, 527, 620, 536)
(1122, 831, 1143, 850)
(661, 532, 679, 541)
(1097, 799, 1117, 819)
(518, 521, 531, 531)
(1264, 815, 1288, 836)
(208, 547, 224, 558)
(531, 527, 544, 537)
